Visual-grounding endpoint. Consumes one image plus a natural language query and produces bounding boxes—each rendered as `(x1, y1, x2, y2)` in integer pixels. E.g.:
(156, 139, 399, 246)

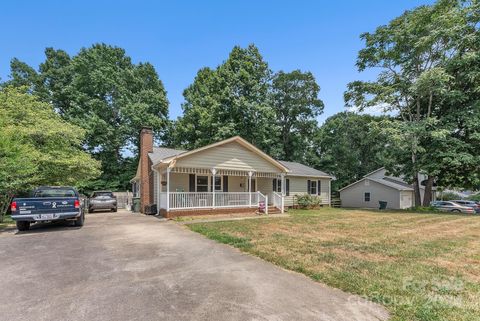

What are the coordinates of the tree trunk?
(422, 176, 434, 207)
(0, 194, 13, 223)
(413, 174, 422, 207)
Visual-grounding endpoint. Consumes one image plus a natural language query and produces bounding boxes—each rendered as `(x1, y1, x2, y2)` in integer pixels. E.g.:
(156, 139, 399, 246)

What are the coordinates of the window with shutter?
(286, 179, 290, 196)
(273, 179, 277, 192)
(317, 180, 321, 195)
(223, 176, 228, 192)
(310, 180, 317, 195)
(189, 174, 195, 192)
(307, 180, 311, 194)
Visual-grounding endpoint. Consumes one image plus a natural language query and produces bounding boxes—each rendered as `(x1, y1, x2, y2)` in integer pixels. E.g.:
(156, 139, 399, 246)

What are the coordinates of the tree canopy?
(170, 45, 324, 162)
(170, 44, 276, 154)
(271, 70, 324, 162)
(0, 87, 100, 221)
(345, 0, 480, 204)
(310, 112, 391, 190)
(6, 44, 169, 190)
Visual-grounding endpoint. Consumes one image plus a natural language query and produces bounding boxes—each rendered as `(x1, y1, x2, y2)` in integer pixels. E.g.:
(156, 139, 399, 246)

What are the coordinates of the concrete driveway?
(0, 210, 388, 321)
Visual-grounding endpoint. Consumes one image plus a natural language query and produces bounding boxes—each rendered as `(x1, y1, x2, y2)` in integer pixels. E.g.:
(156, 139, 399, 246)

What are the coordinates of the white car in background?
(431, 201, 475, 214)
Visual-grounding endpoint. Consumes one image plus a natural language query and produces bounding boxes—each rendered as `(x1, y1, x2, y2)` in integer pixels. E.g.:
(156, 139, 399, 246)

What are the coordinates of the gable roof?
(156, 136, 290, 172)
(279, 161, 332, 178)
(339, 177, 413, 192)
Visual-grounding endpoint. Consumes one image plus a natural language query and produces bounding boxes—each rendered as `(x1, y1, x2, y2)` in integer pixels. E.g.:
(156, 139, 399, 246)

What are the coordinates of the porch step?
(267, 206, 282, 214)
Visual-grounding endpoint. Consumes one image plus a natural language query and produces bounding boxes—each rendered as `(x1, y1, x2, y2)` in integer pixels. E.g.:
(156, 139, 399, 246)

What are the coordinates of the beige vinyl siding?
(174, 141, 281, 173)
(165, 173, 249, 193)
(257, 177, 274, 203)
(168, 173, 190, 192)
(228, 176, 247, 192)
(285, 176, 330, 206)
(340, 179, 401, 209)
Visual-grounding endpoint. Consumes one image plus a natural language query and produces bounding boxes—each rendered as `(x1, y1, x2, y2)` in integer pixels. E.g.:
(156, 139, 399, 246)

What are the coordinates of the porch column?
(211, 168, 216, 208)
(166, 167, 171, 212)
(156, 169, 160, 214)
(248, 171, 253, 207)
(281, 173, 285, 213)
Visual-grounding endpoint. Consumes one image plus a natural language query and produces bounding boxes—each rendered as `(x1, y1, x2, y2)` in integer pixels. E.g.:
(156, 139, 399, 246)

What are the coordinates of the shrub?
(296, 194, 323, 209)
(406, 206, 439, 213)
(438, 191, 463, 201)
(468, 193, 480, 202)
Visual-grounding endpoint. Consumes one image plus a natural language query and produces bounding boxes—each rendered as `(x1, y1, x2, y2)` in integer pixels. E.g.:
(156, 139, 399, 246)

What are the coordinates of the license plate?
(39, 214, 54, 220)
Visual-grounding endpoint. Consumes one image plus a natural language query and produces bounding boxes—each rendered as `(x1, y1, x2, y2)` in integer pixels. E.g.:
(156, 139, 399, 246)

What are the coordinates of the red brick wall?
(139, 127, 154, 213)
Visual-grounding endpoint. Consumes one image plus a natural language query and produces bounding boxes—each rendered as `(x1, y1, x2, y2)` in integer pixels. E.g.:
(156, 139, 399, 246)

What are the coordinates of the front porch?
(154, 167, 286, 216)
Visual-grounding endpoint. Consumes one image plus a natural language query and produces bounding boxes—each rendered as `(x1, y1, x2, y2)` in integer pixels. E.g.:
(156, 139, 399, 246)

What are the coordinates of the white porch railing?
(272, 192, 284, 213)
(258, 192, 268, 215)
(166, 192, 264, 210)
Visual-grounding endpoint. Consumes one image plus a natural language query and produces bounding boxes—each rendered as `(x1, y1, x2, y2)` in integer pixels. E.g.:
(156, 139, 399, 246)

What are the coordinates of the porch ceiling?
(166, 166, 282, 178)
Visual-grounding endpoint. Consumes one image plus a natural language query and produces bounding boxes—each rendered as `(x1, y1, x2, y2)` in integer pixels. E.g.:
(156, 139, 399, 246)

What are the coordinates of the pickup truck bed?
(11, 186, 85, 231)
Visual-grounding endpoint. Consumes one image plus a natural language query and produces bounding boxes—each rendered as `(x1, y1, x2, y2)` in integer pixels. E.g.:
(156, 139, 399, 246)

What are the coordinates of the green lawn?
(0, 215, 15, 230)
(188, 208, 480, 321)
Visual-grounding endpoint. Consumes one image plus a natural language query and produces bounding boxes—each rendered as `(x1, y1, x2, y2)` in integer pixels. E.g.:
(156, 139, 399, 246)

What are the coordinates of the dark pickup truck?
(10, 186, 85, 231)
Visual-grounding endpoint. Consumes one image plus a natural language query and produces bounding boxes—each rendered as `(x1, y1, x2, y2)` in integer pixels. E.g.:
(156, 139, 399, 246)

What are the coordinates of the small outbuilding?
(339, 168, 435, 210)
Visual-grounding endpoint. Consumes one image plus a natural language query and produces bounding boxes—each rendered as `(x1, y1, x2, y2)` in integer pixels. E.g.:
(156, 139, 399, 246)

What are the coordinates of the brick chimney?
(139, 127, 154, 213)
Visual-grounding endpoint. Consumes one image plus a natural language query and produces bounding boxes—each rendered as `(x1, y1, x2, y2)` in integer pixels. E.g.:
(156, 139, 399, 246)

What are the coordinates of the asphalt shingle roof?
(148, 147, 185, 164)
(278, 161, 332, 178)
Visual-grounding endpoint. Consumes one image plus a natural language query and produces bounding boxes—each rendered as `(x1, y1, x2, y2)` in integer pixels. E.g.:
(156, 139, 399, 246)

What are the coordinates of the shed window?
(364, 192, 371, 202)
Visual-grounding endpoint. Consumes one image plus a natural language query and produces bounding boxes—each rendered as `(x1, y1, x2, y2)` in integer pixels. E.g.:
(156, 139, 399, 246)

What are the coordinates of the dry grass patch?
(188, 208, 480, 321)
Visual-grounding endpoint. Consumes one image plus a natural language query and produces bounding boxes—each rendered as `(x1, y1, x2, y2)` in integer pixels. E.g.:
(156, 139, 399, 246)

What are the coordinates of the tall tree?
(6, 44, 169, 190)
(310, 112, 391, 190)
(270, 70, 324, 162)
(345, 0, 479, 205)
(171, 44, 277, 153)
(0, 87, 100, 221)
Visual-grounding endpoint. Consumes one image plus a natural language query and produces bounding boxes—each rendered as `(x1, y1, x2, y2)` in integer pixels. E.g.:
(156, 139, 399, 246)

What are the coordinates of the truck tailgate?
(15, 197, 78, 215)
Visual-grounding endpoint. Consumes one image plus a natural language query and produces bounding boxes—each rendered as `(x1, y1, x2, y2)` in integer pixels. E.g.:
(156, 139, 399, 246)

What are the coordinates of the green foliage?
(270, 70, 324, 161)
(6, 44, 169, 190)
(169, 45, 324, 163)
(468, 193, 480, 202)
(345, 0, 480, 203)
(438, 191, 463, 201)
(295, 194, 323, 209)
(0, 87, 100, 221)
(310, 112, 391, 190)
(171, 44, 275, 153)
(406, 206, 439, 213)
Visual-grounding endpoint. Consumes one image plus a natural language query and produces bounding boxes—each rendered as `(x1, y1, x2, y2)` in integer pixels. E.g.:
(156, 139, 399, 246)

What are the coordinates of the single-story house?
(339, 167, 436, 210)
(131, 127, 333, 217)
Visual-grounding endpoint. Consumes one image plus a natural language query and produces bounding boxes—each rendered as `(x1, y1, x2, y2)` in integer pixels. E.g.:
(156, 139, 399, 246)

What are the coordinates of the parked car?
(88, 191, 117, 213)
(10, 186, 85, 231)
(451, 200, 480, 213)
(430, 201, 475, 214)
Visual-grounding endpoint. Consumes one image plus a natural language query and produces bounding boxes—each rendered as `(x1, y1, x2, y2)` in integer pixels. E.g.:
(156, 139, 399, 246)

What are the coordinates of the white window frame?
(195, 174, 223, 192)
(196, 175, 209, 192)
(364, 192, 371, 202)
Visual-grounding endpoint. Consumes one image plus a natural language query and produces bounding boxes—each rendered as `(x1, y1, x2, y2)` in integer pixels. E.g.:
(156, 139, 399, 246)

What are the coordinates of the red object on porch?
(258, 201, 266, 213)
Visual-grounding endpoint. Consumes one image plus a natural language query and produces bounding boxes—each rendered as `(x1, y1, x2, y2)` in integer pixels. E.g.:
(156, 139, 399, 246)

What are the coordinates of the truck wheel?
(16, 221, 30, 231)
(112, 207, 117, 212)
(74, 212, 85, 227)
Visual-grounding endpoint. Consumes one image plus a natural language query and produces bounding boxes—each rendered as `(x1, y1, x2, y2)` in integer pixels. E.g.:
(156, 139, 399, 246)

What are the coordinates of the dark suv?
(88, 191, 117, 213)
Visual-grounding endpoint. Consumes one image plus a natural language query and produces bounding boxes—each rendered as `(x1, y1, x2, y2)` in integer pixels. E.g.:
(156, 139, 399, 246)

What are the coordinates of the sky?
(1, 0, 434, 123)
